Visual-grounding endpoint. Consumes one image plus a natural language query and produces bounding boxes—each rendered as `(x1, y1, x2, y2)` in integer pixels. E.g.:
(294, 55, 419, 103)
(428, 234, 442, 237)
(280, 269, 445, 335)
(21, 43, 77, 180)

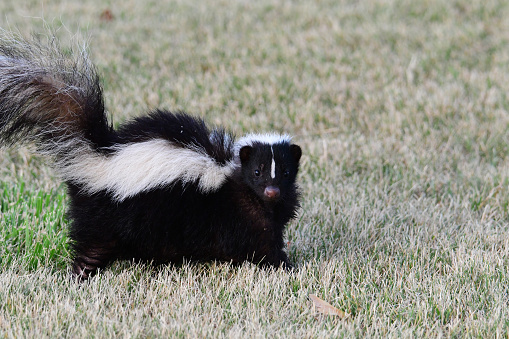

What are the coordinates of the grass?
(0, 179, 68, 270)
(2, 0, 509, 337)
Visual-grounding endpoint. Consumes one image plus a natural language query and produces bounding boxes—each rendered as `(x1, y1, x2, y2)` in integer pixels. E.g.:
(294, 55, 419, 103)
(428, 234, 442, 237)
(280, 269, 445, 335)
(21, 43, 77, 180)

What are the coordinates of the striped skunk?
(0, 32, 302, 280)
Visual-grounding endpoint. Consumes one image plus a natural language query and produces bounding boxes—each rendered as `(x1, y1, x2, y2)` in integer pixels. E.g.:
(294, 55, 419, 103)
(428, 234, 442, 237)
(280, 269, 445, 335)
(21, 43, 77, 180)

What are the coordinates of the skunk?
(0, 32, 302, 280)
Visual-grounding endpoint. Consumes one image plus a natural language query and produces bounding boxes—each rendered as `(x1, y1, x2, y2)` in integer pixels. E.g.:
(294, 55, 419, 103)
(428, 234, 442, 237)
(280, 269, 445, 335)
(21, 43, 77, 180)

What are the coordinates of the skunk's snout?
(264, 186, 280, 200)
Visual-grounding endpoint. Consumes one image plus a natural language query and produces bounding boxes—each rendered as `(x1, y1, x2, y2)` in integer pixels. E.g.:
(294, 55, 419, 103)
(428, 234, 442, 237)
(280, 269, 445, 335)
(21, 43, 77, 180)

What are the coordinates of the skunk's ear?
(290, 144, 302, 162)
(239, 146, 252, 163)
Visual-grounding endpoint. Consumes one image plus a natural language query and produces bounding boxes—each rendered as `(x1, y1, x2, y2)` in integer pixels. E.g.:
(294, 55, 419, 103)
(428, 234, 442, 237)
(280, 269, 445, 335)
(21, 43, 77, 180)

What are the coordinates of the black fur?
(68, 113, 301, 280)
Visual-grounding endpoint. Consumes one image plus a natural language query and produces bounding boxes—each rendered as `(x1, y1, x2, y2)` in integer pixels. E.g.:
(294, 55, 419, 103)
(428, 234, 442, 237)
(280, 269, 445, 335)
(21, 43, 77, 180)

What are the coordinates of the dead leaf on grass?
(100, 9, 114, 22)
(309, 294, 349, 319)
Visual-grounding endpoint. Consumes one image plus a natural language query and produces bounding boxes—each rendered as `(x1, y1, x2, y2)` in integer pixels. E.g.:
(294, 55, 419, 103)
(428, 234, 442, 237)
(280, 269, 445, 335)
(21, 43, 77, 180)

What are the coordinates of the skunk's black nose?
(264, 186, 280, 200)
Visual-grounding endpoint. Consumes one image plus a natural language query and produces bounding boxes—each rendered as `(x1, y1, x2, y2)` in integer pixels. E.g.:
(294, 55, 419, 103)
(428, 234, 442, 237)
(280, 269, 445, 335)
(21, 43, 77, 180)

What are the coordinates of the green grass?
(2, 0, 509, 337)
(0, 180, 68, 270)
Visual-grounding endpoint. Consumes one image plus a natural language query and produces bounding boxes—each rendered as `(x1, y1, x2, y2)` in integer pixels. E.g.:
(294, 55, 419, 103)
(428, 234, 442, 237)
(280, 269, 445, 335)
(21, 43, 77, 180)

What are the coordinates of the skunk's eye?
(254, 169, 261, 177)
(283, 170, 290, 177)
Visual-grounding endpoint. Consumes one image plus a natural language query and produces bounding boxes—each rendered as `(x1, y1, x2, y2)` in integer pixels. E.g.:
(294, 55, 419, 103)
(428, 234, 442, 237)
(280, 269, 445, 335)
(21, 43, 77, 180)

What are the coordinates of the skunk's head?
(236, 134, 301, 203)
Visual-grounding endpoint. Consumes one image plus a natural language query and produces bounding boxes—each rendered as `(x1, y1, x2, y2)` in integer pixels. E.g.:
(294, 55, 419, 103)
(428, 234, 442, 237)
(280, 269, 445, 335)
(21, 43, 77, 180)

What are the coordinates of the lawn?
(1, 0, 509, 337)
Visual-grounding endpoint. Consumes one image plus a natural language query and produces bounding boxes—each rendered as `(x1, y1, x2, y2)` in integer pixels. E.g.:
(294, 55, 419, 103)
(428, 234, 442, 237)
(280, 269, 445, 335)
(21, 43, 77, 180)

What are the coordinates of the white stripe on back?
(59, 139, 236, 201)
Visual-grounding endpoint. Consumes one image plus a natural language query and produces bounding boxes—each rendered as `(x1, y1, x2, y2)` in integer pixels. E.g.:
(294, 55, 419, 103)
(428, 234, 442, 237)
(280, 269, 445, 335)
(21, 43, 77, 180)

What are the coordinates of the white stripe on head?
(270, 146, 276, 179)
(59, 139, 236, 201)
(234, 133, 291, 162)
(235, 133, 291, 148)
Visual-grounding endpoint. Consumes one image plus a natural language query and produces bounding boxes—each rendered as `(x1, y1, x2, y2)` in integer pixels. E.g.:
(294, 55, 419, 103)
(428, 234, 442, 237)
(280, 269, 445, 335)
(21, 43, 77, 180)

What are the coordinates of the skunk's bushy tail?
(0, 31, 238, 201)
(0, 30, 111, 158)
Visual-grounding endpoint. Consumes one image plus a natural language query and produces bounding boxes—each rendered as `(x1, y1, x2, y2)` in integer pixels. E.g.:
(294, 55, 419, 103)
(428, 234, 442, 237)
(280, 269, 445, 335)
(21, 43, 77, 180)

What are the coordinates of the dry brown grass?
(2, 0, 509, 337)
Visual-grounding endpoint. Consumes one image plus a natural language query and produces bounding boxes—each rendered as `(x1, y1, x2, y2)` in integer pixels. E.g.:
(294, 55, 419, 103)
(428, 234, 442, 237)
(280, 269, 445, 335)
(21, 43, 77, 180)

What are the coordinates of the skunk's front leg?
(268, 250, 293, 270)
(277, 250, 293, 270)
(254, 247, 293, 270)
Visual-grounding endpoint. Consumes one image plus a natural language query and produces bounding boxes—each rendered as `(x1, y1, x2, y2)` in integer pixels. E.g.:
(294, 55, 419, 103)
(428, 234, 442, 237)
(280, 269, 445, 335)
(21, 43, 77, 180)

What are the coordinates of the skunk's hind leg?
(71, 242, 116, 282)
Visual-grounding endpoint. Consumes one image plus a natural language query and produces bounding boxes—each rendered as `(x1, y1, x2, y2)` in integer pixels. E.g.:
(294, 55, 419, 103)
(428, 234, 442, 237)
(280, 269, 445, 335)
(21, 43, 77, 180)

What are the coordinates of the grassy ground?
(1, 0, 509, 337)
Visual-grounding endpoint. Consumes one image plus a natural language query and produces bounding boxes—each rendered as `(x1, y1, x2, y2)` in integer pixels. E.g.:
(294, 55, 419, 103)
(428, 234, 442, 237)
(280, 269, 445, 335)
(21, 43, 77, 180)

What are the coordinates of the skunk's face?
(239, 142, 302, 203)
